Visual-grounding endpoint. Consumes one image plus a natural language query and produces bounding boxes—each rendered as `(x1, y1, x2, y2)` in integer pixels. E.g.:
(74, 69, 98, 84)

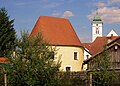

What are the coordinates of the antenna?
(96, 8, 98, 15)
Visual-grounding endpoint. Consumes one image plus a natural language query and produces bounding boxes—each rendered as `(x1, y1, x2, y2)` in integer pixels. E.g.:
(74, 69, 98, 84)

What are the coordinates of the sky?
(0, 0, 120, 43)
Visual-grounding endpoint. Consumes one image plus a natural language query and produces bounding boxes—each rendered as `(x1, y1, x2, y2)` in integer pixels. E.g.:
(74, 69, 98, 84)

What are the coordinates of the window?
(86, 55, 89, 59)
(49, 52, 54, 59)
(96, 28, 99, 34)
(66, 67, 71, 72)
(74, 51, 78, 60)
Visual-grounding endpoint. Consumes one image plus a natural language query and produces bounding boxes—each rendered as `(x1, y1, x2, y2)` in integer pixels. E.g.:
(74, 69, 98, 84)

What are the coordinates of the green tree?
(0, 7, 16, 57)
(92, 49, 117, 86)
(6, 32, 61, 86)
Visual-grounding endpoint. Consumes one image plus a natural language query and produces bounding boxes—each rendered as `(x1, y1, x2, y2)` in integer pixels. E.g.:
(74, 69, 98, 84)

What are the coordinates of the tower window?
(96, 28, 99, 34)
(96, 24, 98, 26)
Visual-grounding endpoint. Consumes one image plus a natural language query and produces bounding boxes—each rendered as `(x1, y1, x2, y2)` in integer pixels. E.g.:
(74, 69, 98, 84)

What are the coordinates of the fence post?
(4, 74, 7, 86)
(89, 72, 92, 86)
(3, 68, 7, 86)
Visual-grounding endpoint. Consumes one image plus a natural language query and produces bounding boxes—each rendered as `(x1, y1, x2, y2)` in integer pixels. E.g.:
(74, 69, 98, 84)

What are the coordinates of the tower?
(92, 11, 103, 42)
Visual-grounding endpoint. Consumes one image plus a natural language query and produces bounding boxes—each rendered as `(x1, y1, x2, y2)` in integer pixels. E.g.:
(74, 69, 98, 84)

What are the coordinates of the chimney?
(111, 34, 113, 38)
(107, 34, 114, 43)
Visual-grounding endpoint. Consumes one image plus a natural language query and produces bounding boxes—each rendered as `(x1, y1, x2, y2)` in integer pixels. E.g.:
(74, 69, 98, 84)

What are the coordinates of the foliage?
(0, 67, 4, 85)
(92, 50, 117, 86)
(60, 72, 72, 86)
(0, 7, 16, 57)
(59, 72, 86, 86)
(5, 32, 61, 86)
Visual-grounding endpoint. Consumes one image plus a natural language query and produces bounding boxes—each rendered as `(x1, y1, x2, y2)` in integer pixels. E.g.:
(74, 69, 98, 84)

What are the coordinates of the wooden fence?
(1, 71, 120, 86)
(58, 71, 88, 86)
(0, 71, 88, 86)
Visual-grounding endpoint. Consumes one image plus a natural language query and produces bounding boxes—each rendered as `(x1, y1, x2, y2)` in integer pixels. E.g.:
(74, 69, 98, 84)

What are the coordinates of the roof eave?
(50, 44, 84, 48)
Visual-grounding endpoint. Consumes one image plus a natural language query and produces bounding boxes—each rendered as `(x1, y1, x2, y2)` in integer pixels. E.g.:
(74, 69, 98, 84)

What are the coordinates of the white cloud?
(96, 0, 120, 7)
(96, 2, 106, 7)
(52, 12, 61, 17)
(62, 11, 74, 18)
(109, 0, 120, 4)
(87, 7, 120, 23)
(44, 2, 62, 8)
(51, 10, 74, 18)
(52, 11, 61, 17)
(14, 1, 34, 6)
(79, 35, 91, 43)
(102, 0, 120, 6)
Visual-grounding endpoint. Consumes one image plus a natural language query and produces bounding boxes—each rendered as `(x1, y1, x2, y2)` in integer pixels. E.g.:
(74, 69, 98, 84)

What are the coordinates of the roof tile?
(83, 36, 119, 55)
(0, 57, 9, 64)
(31, 16, 82, 46)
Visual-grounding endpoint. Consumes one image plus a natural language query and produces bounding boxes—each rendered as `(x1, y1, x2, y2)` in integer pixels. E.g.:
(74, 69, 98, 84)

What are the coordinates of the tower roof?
(30, 16, 82, 47)
(93, 14, 102, 21)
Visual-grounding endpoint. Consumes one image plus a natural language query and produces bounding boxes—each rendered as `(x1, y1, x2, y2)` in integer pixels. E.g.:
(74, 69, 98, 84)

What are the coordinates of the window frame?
(66, 67, 71, 72)
(65, 65, 72, 71)
(49, 51, 54, 59)
(73, 51, 79, 60)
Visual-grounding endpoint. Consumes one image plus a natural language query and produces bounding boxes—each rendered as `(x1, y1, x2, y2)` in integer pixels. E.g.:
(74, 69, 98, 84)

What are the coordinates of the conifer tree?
(0, 7, 16, 57)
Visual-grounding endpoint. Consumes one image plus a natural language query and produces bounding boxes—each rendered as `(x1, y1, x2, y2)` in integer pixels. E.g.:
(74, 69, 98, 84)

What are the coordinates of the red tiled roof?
(90, 37, 107, 55)
(0, 57, 9, 64)
(30, 16, 82, 46)
(83, 43, 92, 50)
(83, 36, 119, 55)
(84, 36, 120, 64)
(107, 36, 120, 46)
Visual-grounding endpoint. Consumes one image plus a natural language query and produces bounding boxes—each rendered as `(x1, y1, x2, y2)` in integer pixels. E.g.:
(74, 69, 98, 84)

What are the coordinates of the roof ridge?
(40, 16, 69, 21)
